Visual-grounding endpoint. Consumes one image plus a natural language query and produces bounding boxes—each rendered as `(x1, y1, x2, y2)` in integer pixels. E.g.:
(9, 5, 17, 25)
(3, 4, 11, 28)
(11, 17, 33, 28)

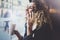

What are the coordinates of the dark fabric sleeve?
(24, 23, 27, 37)
(23, 34, 33, 40)
(23, 23, 34, 40)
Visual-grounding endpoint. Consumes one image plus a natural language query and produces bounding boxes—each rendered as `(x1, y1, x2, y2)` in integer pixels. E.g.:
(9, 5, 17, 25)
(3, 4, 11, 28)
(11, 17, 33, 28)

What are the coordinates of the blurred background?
(0, 0, 29, 40)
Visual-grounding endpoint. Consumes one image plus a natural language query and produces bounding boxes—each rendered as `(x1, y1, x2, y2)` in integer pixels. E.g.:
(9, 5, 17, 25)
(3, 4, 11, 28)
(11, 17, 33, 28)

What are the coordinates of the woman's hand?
(13, 30, 23, 40)
(26, 6, 34, 36)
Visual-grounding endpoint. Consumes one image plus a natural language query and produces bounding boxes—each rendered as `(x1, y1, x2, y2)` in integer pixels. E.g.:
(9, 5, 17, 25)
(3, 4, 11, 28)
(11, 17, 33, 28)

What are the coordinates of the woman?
(12, 0, 53, 40)
(24, 0, 53, 40)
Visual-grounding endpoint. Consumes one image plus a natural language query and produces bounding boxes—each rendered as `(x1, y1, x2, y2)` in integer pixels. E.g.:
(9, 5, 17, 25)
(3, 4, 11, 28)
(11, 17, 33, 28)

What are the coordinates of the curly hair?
(27, 0, 53, 30)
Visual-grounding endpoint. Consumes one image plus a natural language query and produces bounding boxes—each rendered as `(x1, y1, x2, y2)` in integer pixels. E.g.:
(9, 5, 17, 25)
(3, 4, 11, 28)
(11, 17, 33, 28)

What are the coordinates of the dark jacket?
(50, 13, 60, 40)
(23, 23, 53, 40)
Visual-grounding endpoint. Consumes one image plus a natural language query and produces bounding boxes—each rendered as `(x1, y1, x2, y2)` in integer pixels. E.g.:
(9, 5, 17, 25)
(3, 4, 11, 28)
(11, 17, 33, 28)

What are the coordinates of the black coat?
(23, 23, 53, 40)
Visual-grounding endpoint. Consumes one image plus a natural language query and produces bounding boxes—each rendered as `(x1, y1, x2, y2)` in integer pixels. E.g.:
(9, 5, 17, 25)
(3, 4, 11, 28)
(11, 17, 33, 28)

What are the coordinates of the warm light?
(49, 8, 57, 13)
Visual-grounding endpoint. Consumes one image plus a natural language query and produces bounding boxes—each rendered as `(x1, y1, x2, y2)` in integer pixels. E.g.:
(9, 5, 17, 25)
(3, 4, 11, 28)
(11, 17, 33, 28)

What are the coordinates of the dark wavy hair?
(30, 0, 53, 30)
(29, 0, 32, 2)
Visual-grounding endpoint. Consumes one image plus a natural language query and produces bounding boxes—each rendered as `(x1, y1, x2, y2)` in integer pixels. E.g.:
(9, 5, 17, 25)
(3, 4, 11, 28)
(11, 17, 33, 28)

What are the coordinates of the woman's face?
(28, 2, 36, 11)
(27, 2, 36, 13)
(31, 2, 36, 11)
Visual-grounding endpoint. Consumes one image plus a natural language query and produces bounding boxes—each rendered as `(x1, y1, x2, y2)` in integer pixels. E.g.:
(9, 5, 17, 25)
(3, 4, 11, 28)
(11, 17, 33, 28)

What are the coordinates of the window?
(1, 2, 4, 8)
(1, 0, 4, 1)
(6, 0, 8, 2)
(5, 4, 8, 8)
(0, 2, 1, 8)
(18, 1, 21, 5)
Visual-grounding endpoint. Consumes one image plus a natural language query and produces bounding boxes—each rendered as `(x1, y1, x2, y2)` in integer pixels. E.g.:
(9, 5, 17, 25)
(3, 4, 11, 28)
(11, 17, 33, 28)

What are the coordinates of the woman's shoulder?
(35, 23, 51, 31)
